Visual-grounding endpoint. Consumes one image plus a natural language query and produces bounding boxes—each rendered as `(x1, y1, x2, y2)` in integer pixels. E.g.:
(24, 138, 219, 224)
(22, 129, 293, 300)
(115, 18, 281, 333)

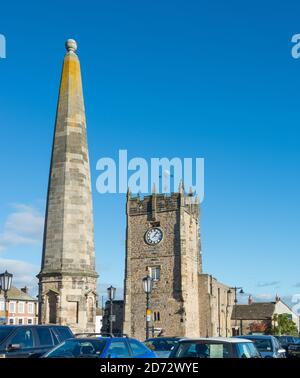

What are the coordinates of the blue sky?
(0, 0, 300, 305)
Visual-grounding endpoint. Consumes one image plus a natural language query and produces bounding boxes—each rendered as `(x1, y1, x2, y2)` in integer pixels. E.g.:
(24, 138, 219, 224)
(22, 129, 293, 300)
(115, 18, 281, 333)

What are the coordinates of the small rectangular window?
(18, 318, 23, 325)
(18, 302, 24, 314)
(28, 303, 34, 314)
(9, 302, 16, 313)
(149, 266, 160, 281)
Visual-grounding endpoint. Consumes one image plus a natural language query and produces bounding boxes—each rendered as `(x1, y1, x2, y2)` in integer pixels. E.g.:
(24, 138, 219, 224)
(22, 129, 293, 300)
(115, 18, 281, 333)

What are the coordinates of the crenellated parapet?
(127, 191, 200, 220)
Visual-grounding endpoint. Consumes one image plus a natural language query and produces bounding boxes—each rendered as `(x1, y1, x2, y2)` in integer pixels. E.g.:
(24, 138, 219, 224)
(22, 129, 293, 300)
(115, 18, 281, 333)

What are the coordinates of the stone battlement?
(127, 191, 199, 219)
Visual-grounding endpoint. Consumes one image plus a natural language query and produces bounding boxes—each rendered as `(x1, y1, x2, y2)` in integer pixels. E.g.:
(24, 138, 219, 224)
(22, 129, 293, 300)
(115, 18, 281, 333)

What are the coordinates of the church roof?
(231, 302, 276, 320)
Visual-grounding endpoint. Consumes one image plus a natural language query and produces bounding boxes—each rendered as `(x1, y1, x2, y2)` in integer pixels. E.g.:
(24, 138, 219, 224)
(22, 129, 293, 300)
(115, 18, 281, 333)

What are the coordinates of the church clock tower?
(123, 185, 202, 340)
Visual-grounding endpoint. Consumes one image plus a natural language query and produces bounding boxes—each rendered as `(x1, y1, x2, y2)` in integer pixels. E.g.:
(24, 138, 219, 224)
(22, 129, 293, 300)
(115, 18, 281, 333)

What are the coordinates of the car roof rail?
(74, 332, 129, 338)
(112, 333, 129, 338)
(75, 332, 113, 338)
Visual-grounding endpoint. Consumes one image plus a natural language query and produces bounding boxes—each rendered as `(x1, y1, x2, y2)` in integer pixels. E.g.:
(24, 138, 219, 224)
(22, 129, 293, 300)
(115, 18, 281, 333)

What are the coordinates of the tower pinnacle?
(65, 38, 77, 53)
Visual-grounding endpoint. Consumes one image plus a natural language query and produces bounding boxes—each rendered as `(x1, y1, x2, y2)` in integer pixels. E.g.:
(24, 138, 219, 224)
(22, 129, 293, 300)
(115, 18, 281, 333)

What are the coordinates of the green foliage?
(271, 314, 298, 336)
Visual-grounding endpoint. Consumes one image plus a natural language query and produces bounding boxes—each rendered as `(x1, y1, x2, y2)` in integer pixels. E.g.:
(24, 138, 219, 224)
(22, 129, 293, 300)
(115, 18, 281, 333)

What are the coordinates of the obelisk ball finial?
(65, 39, 77, 53)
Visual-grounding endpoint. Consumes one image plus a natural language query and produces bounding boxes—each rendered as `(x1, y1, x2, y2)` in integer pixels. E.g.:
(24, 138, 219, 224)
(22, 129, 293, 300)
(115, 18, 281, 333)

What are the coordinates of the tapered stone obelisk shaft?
(38, 40, 98, 333)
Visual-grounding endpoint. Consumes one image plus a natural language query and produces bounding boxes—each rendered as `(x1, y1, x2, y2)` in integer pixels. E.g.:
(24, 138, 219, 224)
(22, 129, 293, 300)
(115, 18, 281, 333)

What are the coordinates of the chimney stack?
(21, 286, 28, 294)
(248, 295, 253, 305)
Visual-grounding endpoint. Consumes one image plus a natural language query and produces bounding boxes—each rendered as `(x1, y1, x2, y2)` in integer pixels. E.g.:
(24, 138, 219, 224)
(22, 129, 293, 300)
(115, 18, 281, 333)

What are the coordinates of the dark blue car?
(43, 335, 156, 358)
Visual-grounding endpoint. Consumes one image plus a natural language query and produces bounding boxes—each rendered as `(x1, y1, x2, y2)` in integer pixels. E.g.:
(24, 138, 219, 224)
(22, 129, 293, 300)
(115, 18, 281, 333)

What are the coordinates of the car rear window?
(36, 327, 54, 346)
(54, 327, 73, 341)
(174, 342, 231, 358)
(129, 339, 151, 356)
(0, 327, 15, 343)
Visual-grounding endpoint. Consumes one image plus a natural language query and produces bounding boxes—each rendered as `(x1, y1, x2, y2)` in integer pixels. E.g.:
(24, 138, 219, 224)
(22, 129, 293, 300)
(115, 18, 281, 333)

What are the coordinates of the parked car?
(0, 325, 74, 358)
(43, 334, 156, 358)
(169, 337, 261, 358)
(144, 337, 182, 357)
(287, 339, 300, 358)
(275, 335, 298, 357)
(236, 335, 286, 358)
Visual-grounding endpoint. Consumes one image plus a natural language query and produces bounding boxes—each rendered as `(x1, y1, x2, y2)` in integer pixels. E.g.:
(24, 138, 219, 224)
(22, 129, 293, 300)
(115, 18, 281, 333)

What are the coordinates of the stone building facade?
(0, 286, 38, 325)
(198, 274, 234, 337)
(123, 186, 234, 340)
(37, 40, 98, 334)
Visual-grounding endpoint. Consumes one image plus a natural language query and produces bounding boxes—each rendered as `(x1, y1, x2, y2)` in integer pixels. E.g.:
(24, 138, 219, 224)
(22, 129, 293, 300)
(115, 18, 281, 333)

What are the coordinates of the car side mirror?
(7, 344, 21, 351)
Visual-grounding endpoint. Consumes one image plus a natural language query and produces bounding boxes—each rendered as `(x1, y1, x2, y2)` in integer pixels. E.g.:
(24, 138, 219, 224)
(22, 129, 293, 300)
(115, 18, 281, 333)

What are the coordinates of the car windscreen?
(174, 342, 230, 358)
(145, 339, 177, 351)
(45, 339, 107, 358)
(0, 327, 15, 344)
(250, 338, 273, 352)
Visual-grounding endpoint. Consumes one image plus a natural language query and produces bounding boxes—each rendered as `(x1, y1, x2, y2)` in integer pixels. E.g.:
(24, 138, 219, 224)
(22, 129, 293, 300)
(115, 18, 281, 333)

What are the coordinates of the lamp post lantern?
(142, 275, 153, 340)
(0, 271, 13, 325)
(107, 286, 116, 335)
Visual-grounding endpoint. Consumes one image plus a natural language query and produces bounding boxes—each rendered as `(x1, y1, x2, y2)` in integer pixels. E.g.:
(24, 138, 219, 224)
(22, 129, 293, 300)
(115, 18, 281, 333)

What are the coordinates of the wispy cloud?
(0, 204, 44, 252)
(253, 293, 274, 301)
(0, 257, 39, 295)
(257, 281, 280, 288)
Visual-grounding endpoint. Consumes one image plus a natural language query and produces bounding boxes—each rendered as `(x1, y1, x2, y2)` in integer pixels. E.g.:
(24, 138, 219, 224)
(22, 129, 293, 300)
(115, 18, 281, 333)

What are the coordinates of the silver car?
(169, 337, 261, 358)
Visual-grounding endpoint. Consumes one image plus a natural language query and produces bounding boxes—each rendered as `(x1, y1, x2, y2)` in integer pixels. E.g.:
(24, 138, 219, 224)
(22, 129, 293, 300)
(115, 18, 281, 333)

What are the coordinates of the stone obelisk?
(38, 40, 98, 333)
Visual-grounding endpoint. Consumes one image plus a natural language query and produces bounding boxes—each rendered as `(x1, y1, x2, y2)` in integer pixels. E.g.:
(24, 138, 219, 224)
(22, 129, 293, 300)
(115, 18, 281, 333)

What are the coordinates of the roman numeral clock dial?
(145, 227, 163, 245)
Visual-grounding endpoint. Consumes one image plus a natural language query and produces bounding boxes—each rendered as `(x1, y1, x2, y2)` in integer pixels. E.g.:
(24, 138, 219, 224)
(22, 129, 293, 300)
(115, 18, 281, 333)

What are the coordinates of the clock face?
(145, 227, 163, 245)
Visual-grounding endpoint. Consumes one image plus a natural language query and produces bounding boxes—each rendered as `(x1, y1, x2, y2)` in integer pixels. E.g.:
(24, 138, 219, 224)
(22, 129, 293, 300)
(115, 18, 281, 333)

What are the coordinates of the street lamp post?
(142, 275, 153, 340)
(228, 286, 244, 336)
(107, 286, 116, 335)
(0, 271, 13, 325)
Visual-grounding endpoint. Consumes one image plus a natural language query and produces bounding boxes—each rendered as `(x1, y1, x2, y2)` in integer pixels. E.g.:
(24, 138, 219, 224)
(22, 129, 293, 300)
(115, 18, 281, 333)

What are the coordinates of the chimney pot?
(248, 295, 253, 305)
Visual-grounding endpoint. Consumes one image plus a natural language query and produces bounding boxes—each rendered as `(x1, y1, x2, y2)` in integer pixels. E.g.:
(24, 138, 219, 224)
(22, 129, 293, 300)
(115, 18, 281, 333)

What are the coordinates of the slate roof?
(231, 302, 276, 320)
(0, 286, 37, 302)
